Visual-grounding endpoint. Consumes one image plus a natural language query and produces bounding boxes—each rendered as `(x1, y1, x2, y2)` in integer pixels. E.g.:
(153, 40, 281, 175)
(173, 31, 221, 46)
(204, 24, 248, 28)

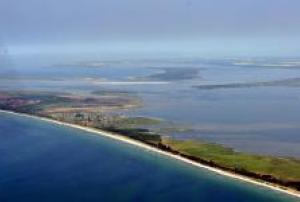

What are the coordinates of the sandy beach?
(1, 109, 299, 199)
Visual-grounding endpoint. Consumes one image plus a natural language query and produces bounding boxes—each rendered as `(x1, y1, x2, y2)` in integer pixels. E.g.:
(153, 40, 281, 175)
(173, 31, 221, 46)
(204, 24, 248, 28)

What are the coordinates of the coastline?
(1, 109, 299, 199)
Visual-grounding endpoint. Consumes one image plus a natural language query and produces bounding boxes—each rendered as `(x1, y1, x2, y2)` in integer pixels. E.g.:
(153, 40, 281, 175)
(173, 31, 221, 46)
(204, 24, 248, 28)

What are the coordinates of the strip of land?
(0, 90, 300, 198)
(1, 109, 299, 199)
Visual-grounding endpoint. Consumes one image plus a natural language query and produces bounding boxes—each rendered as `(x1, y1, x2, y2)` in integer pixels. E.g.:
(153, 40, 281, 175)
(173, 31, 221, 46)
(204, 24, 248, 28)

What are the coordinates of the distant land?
(194, 77, 300, 90)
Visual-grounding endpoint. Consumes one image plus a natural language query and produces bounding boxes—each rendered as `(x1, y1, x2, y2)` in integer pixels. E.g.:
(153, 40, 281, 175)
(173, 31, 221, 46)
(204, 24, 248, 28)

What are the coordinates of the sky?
(1, 0, 300, 57)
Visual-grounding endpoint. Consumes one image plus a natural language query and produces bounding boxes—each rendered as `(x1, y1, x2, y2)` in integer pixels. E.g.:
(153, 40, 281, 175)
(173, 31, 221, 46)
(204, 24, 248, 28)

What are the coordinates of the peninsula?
(0, 90, 300, 199)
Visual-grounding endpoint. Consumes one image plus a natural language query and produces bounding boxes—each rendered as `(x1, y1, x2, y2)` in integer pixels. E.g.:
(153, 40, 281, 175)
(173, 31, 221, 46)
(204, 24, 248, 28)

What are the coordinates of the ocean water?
(0, 112, 298, 202)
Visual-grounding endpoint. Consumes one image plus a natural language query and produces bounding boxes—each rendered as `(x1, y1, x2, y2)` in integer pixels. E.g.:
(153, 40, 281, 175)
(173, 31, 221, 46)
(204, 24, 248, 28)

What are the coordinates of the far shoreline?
(1, 109, 300, 199)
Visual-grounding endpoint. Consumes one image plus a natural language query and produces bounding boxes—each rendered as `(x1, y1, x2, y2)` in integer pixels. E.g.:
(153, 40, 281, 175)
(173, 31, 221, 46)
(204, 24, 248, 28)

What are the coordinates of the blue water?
(0, 112, 298, 202)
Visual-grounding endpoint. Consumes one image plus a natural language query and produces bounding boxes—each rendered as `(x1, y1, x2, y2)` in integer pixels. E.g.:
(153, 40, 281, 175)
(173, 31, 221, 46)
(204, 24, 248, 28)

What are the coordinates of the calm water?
(0, 112, 298, 202)
(1, 55, 300, 158)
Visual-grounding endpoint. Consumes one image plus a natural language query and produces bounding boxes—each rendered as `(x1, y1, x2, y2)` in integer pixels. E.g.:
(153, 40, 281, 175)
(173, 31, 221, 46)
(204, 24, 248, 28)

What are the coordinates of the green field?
(117, 117, 162, 127)
(162, 138, 300, 182)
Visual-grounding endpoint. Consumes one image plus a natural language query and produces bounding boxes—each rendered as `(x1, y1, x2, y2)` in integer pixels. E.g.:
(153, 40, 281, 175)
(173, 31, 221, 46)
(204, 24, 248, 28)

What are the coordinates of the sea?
(0, 112, 298, 202)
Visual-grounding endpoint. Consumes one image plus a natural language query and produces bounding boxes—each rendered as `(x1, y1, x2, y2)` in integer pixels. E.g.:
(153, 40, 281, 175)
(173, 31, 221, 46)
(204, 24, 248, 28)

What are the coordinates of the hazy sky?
(1, 0, 300, 56)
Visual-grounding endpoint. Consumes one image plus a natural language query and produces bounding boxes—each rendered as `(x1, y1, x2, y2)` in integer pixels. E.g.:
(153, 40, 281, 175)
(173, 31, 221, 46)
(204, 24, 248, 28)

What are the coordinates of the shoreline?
(1, 109, 300, 199)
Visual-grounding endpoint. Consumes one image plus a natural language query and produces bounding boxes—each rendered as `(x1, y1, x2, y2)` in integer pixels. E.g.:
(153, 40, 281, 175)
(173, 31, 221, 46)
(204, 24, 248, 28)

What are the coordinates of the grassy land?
(118, 117, 162, 126)
(155, 127, 195, 133)
(162, 138, 300, 182)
